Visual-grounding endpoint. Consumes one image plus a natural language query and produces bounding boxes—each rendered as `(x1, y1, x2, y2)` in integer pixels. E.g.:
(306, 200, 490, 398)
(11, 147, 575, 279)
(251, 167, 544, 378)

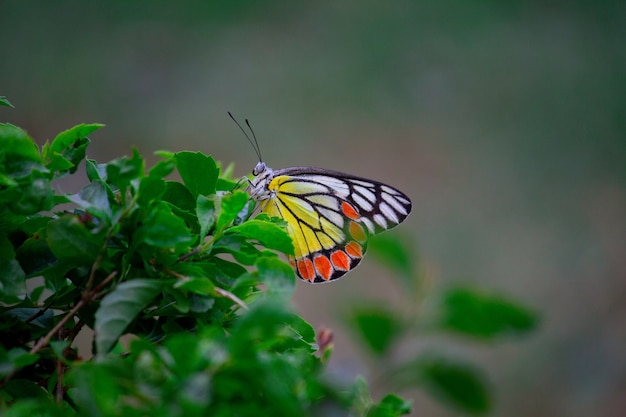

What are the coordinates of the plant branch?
(163, 267, 248, 311)
(30, 271, 117, 355)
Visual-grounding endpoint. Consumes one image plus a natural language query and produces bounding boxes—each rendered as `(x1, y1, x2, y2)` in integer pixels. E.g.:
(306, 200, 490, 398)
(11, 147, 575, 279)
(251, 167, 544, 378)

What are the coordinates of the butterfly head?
(248, 161, 274, 201)
(253, 161, 267, 176)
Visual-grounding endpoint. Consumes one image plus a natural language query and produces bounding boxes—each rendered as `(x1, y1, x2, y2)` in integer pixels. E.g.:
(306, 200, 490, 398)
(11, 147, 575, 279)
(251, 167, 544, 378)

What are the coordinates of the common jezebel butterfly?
(232, 114, 412, 283)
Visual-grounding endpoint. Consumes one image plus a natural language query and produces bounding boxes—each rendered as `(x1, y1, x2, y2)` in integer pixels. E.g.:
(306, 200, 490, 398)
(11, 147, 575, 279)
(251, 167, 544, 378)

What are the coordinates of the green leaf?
(138, 175, 166, 206)
(7, 175, 54, 215)
(215, 191, 252, 232)
(347, 306, 402, 356)
(0, 258, 26, 302)
(212, 234, 261, 265)
(367, 394, 412, 417)
(0, 96, 14, 108)
(162, 181, 196, 211)
(48, 123, 101, 175)
(94, 279, 162, 354)
(47, 215, 105, 264)
(0, 347, 39, 377)
(227, 219, 294, 255)
(369, 233, 415, 287)
(0, 399, 69, 417)
(50, 340, 71, 364)
(67, 181, 112, 217)
(106, 148, 144, 191)
(45, 152, 74, 172)
(0, 232, 15, 260)
(50, 123, 102, 154)
(0, 123, 40, 162)
(134, 201, 193, 250)
(174, 151, 219, 197)
(438, 287, 538, 339)
(148, 157, 176, 179)
(412, 356, 490, 414)
(255, 255, 296, 299)
(174, 276, 215, 296)
(85, 159, 107, 182)
(197, 194, 220, 239)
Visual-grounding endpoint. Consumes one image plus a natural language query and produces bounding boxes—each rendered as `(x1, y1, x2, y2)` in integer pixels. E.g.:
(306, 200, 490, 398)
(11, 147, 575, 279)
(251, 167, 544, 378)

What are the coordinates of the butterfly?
(230, 113, 412, 283)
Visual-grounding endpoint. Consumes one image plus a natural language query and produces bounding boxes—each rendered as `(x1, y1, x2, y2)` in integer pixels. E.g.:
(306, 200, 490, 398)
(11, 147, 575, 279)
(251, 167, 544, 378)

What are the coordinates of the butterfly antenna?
(228, 112, 262, 162)
(245, 118, 263, 162)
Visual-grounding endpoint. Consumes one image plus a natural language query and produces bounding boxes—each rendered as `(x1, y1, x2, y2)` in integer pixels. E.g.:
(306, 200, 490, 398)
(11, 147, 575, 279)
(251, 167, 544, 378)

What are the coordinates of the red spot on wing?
(330, 250, 350, 271)
(345, 241, 363, 258)
(314, 255, 333, 281)
(349, 221, 367, 242)
(341, 201, 360, 220)
(297, 258, 316, 281)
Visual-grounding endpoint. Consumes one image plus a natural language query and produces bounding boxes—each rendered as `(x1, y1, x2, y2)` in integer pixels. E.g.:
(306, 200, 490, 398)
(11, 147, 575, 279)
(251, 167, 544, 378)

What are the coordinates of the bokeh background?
(2, 1, 625, 416)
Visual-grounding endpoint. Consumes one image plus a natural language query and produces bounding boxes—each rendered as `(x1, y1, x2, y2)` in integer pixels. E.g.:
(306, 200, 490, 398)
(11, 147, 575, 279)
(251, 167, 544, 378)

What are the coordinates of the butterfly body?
(247, 161, 412, 283)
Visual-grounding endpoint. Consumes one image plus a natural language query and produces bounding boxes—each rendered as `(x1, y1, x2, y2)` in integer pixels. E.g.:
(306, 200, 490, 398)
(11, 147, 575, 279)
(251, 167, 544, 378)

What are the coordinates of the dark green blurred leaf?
(367, 394, 412, 417)
(50, 340, 71, 364)
(227, 219, 294, 255)
(8, 175, 54, 214)
(369, 233, 415, 286)
(16, 229, 57, 277)
(3, 307, 54, 330)
(174, 276, 215, 296)
(0, 258, 26, 301)
(410, 356, 490, 414)
(94, 279, 163, 354)
(0, 96, 14, 108)
(438, 287, 538, 339)
(66, 361, 124, 416)
(256, 255, 296, 299)
(0, 347, 40, 377)
(0, 400, 70, 417)
(347, 306, 402, 356)
(47, 215, 104, 264)
(2, 379, 48, 401)
(174, 151, 219, 197)
(0, 123, 40, 162)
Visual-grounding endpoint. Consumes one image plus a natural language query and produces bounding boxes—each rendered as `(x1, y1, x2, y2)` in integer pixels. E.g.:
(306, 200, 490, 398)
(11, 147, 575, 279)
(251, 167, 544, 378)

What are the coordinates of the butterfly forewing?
(252, 166, 412, 283)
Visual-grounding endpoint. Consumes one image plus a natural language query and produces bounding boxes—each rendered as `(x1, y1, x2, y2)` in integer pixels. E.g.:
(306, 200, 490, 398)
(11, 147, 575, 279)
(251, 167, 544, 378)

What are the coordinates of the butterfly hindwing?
(257, 167, 412, 283)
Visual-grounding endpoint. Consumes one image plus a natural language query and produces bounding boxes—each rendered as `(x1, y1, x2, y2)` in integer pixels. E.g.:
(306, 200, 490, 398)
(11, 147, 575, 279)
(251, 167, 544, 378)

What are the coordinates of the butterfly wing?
(258, 167, 412, 283)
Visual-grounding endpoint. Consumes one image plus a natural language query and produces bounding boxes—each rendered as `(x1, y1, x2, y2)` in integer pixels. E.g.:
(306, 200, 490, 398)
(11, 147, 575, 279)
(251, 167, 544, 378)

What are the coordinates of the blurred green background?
(2, 1, 624, 416)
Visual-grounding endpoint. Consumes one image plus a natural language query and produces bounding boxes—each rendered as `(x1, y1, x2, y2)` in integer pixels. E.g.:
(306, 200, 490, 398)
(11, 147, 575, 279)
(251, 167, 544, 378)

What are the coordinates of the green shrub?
(0, 106, 537, 416)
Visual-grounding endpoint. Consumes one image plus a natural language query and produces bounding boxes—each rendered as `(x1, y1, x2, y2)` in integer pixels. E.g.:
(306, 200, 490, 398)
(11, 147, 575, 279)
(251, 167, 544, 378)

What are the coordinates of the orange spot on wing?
(345, 241, 363, 258)
(341, 202, 360, 220)
(330, 250, 350, 271)
(349, 221, 367, 242)
(314, 255, 333, 281)
(297, 258, 316, 281)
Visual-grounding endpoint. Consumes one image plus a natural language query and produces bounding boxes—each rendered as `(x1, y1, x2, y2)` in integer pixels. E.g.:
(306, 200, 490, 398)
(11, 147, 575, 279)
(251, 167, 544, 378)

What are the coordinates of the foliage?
(0, 102, 537, 416)
(345, 233, 538, 414)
